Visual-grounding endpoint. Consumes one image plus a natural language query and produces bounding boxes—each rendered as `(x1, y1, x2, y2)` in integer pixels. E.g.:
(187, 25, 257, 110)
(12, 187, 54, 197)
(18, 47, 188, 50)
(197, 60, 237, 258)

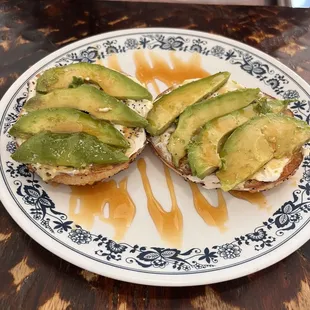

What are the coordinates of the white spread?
(17, 72, 153, 181)
(209, 79, 245, 98)
(188, 174, 221, 190)
(27, 78, 37, 100)
(191, 156, 291, 191)
(114, 124, 147, 158)
(125, 99, 153, 118)
(251, 157, 290, 182)
(150, 125, 176, 163)
(15, 137, 25, 146)
(31, 163, 92, 182)
(98, 107, 112, 112)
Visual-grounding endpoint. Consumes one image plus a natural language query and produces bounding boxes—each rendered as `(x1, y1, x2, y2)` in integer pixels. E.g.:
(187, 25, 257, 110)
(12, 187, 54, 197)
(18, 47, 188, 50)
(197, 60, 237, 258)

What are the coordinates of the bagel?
(149, 137, 304, 192)
(28, 145, 144, 186)
(147, 78, 307, 193)
(11, 64, 153, 185)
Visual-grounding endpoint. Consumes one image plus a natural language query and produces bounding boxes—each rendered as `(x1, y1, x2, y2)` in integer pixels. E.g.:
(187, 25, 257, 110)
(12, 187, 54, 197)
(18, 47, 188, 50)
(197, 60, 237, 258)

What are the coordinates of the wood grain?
(1, 0, 310, 309)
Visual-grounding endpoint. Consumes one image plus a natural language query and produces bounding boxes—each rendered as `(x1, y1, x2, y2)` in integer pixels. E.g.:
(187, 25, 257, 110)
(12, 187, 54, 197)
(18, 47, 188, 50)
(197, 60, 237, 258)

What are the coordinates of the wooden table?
(1, 1, 310, 309)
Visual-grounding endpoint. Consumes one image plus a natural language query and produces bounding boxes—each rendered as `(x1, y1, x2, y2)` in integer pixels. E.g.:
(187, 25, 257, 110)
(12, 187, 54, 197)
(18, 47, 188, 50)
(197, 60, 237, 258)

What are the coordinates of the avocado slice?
(36, 63, 152, 100)
(12, 132, 129, 168)
(217, 114, 310, 191)
(146, 72, 230, 136)
(188, 99, 290, 179)
(9, 108, 129, 149)
(168, 88, 260, 166)
(23, 85, 148, 128)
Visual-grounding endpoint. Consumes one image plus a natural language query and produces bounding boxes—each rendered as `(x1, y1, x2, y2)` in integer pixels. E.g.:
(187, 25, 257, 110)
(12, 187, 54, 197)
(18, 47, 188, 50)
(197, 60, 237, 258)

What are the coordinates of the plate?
(1, 28, 310, 287)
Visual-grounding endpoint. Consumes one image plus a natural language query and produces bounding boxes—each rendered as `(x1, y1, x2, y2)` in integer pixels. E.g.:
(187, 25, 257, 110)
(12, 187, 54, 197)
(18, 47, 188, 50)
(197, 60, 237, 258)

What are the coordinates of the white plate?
(1, 28, 310, 287)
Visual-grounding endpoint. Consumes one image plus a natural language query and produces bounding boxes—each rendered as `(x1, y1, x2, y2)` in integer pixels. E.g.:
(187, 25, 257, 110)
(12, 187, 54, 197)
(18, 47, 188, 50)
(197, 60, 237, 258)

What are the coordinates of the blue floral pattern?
(210, 45, 225, 58)
(2, 31, 310, 274)
(5, 162, 71, 234)
(4, 151, 310, 271)
(6, 141, 16, 154)
(283, 90, 300, 100)
(124, 38, 139, 50)
(218, 244, 241, 259)
(69, 227, 92, 244)
(46, 34, 302, 101)
(56, 46, 100, 65)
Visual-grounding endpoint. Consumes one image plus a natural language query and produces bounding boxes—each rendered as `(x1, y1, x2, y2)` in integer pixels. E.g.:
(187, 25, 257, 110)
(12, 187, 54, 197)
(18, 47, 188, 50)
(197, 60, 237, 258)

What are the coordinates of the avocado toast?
(147, 73, 310, 192)
(10, 63, 153, 185)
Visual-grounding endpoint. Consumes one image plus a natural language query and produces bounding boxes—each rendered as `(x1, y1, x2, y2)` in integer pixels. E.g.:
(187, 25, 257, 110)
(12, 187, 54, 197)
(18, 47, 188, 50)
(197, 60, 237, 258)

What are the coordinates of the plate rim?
(1, 27, 310, 286)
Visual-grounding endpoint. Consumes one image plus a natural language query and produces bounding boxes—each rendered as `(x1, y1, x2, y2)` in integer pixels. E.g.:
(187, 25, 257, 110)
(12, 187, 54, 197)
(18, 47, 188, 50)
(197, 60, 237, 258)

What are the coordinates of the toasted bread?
(12, 70, 150, 186)
(149, 135, 303, 193)
(29, 144, 145, 186)
(148, 83, 304, 192)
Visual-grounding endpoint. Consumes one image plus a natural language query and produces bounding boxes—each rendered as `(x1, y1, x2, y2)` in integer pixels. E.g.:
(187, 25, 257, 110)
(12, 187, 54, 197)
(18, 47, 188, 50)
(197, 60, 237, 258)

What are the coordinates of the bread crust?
(148, 104, 304, 193)
(28, 144, 145, 186)
(14, 73, 148, 186)
(148, 86, 303, 192)
(242, 150, 303, 192)
(30, 142, 145, 186)
(149, 137, 303, 192)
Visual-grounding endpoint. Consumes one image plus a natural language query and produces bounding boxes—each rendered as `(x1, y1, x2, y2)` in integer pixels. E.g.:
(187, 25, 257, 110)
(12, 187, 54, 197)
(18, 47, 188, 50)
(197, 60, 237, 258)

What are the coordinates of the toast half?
(28, 144, 145, 186)
(148, 84, 303, 192)
(149, 136, 303, 193)
(13, 69, 151, 186)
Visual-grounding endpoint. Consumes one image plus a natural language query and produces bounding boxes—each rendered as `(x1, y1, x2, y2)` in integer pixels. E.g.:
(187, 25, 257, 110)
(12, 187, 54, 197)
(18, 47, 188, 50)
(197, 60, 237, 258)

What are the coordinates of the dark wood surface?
(1, 1, 310, 309)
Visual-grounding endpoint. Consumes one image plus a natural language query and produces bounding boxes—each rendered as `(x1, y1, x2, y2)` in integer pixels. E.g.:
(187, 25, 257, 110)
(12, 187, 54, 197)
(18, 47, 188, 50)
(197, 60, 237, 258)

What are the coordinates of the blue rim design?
(1, 31, 310, 275)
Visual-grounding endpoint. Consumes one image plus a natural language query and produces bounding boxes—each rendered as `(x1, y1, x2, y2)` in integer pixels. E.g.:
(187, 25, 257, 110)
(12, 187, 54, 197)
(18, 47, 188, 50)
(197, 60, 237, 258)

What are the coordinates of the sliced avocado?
(11, 132, 129, 168)
(9, 108, 129, 149)
(216, 114, 310, 191)
(188, 99, 290, 179)
(168, 88, 260, 167)
(146, 72, 230, 136)
(23, 85, 148, 128)
(36, 63, 152, 100)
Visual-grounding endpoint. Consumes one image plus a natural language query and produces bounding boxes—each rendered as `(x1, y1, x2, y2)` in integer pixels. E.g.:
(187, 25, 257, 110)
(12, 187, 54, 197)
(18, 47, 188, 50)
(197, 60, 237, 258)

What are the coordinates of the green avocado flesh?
(9, 108, 129, 149)
(23, 85, 148, 128)
(168, 88, 260, 167)
(11, 132, 129, 168)
(188, 99, 290, 179)
(146, 72, 230, 136)
(216, 114, 310, 191)
(36, 63, 152, 100)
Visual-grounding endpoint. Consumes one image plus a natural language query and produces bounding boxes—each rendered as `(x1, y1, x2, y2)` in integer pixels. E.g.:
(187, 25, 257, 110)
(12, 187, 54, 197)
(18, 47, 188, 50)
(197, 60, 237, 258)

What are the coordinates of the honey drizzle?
(189, 183, 228, 232)
(133, 50, 210, 94)
(137, 158, 183, 247)
(67, 51, 229, 241)
(290, 179, 297, 187)
(69, 178, 135, 241)
(106, 53, 122, 72)
(230, 191, 269, 210)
